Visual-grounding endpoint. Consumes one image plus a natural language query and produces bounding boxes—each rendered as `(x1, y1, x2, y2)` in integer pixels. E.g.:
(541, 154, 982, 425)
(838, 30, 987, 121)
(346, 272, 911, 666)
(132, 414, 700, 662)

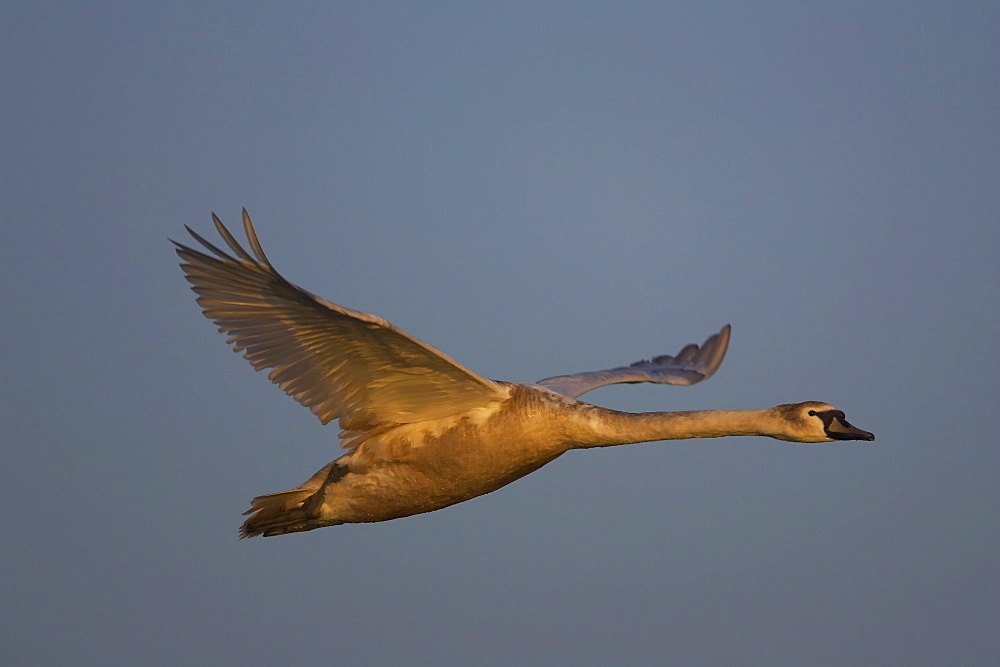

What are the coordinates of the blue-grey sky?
(3, 2, 998, 663)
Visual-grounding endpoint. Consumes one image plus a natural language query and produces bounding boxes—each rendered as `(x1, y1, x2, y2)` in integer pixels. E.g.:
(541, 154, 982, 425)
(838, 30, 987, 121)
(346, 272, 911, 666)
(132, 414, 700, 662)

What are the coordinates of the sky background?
(3, 2, 998, 663)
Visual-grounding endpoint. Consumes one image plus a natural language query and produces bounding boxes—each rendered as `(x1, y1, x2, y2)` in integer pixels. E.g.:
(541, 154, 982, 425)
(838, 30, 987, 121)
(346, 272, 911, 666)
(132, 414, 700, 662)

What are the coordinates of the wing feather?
(174, 210, 505, 447)
(536, 325, 731, 399)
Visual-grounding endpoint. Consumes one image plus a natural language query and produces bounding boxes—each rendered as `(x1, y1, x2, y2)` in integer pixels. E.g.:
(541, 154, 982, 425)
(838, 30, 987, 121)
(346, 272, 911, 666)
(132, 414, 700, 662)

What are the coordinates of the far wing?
(536, 325, 731, 399)
(174, 210, 506, 447)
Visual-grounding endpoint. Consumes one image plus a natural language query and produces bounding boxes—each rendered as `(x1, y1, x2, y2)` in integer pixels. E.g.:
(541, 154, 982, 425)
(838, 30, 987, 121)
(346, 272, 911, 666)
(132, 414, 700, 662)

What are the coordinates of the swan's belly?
(310, 383, 583, 523)
(325, 415, 569, 523)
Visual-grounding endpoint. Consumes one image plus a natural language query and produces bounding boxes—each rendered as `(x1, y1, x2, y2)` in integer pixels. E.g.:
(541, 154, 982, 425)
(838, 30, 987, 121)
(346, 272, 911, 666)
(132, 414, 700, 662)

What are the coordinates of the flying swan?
(175, 210, 875, 538)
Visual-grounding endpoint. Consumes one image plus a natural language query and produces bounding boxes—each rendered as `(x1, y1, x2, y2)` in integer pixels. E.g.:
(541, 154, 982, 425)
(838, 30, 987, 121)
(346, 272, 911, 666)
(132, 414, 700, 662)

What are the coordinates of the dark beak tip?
(828, 422, 876, 442)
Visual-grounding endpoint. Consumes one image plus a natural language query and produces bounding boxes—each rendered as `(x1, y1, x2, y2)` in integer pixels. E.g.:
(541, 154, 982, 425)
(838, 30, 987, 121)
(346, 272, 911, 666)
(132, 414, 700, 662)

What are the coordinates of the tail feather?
(240, 488, 316, 538)
(239, 462, 349, 538)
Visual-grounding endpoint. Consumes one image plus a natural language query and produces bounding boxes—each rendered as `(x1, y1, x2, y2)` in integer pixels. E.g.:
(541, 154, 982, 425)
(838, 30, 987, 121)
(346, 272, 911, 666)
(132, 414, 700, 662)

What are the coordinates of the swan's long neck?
(566, 406, 781, 449)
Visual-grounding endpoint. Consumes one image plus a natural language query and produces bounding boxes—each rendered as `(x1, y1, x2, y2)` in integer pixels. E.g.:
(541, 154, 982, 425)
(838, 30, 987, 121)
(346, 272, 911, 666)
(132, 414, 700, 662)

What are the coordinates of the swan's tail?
(240, 488, 320, 538)
(240, 462, 347, 538)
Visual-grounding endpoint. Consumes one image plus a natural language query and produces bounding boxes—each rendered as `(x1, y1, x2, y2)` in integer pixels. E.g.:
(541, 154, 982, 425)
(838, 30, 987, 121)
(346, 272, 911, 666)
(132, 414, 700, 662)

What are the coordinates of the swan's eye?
(808, 410, 817, 416)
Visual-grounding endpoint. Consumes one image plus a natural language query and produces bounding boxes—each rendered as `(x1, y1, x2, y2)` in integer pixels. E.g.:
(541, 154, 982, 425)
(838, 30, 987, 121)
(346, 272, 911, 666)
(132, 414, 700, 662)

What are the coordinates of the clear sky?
(3, 2, 998, 663)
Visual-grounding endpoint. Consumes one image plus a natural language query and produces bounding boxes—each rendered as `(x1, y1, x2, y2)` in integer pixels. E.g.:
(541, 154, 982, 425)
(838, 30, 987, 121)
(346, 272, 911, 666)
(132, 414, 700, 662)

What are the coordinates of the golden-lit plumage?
(175, 211, 874, 537)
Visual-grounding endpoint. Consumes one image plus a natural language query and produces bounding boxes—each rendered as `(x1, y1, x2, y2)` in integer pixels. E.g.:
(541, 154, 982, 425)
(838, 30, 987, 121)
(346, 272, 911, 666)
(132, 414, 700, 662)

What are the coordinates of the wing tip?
(699, 323, 732, 379)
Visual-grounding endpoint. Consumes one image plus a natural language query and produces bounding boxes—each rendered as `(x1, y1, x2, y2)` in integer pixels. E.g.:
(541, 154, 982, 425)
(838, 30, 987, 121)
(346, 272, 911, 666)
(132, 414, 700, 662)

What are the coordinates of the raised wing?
(536, 324, 731, 399)
(174, 210, 505, 447)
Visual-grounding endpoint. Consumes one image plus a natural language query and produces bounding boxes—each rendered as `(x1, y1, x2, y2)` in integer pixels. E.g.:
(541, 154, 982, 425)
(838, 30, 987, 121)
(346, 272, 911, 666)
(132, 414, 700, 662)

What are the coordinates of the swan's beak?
(826, 416, 875, 441)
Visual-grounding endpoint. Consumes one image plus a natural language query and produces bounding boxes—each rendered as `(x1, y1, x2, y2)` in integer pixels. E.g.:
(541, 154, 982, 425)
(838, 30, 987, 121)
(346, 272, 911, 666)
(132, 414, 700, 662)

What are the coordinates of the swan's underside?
(175, 210, 874, 537)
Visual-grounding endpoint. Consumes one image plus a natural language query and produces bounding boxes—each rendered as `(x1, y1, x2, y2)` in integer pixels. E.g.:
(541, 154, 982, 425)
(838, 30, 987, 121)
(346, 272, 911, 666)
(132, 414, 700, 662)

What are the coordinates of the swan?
(174, 210, 875, 538)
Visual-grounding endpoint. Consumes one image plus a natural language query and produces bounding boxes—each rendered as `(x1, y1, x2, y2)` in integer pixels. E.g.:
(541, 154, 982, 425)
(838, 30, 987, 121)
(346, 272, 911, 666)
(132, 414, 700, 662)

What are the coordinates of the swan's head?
(771, 402, 875, 443)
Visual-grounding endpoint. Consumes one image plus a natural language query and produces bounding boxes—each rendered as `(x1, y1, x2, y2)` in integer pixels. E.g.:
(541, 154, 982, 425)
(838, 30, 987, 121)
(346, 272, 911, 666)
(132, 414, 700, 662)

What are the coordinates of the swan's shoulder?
(521, 381, 588, 405)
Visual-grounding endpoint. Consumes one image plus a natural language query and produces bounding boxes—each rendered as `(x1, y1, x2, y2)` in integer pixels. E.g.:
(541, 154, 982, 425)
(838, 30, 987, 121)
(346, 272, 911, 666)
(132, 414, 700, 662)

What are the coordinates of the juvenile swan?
(175, 211, 875, 537)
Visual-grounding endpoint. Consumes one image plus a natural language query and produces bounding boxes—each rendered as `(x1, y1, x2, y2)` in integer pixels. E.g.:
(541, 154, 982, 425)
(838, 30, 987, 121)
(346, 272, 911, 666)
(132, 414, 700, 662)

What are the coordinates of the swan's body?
(175, 210, 874, 537)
